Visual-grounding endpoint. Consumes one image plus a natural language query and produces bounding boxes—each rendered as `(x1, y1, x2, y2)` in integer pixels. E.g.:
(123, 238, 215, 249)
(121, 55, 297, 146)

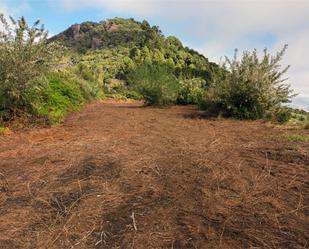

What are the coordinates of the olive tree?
(201, 45, 296, 121)
(0, 15, 59, 118)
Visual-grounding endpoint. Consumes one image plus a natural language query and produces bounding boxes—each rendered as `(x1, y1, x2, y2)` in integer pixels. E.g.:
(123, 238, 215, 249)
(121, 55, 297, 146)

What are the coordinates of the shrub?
(288, 109, 309, 126)
(177, 78, 205, 105)
(0, 15, 60, 119)
(274, 107, 292, 124)
(76, 63, 95, 82)
(200, 46, 295, 120)
(127, 64, 179, 106)
(31, 73, 84, 123)
(30, 72, 103, 123)
(199, 88, 225, 117)
(122, 89, 143, 100)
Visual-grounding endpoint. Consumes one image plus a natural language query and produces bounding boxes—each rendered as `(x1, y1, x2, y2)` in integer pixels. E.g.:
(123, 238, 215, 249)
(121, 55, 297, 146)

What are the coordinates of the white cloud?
(57, 0, 162, 15)
(0, 1, 9, 19)
(47, 32, 55, 38)
(0, 1, 9, 31)
(0, 0, 32, 35)
(0, 0, 31, 16)
(279, 33, 309, 105)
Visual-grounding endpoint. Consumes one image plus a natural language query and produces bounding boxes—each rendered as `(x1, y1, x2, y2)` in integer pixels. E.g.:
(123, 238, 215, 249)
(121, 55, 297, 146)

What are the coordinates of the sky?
(1, 0, 308, 110)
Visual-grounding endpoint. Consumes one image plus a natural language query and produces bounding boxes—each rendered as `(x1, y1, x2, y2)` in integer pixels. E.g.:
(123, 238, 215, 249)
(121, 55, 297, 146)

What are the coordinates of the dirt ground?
(0, 100, 308, 249)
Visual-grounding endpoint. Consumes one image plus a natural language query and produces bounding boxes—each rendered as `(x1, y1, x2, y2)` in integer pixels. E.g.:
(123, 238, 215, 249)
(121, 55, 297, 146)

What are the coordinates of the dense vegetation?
(0, 15, 104, 124)
(0, 15, 58, 120)
(127, 64, 179, 106)
(51, 18, 223, 106)
(0, 15, 306, 127)
(201, 46, 295, 121)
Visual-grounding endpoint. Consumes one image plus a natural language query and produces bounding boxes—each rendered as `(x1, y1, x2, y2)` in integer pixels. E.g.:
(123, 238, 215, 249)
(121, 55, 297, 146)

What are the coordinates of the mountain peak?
(49, 18, 153, 52)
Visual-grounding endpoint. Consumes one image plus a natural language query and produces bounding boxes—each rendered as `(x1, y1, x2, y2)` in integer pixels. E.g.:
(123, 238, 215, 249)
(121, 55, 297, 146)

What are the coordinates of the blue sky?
(1, 0, 308, 110)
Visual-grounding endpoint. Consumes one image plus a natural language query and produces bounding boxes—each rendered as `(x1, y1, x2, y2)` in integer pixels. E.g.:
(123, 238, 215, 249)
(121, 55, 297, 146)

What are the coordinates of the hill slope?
(49, 18, 223, 93)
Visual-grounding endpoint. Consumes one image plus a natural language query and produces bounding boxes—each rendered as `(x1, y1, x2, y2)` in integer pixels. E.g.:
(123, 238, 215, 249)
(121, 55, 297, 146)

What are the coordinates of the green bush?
(288, 109, 309, 126)
(31, 73, 85, 123)
(30, 72, 104, 123)
(76, 63, 95, 82)
(177, 78, 205, 104)
(123, 89, 143, 100)
(274, 108, 292, 124)
(200, 46, 295, 121)
(127, 64, 179, 106)
(199, 88, 225, 117)
(0, 15, 60, 119)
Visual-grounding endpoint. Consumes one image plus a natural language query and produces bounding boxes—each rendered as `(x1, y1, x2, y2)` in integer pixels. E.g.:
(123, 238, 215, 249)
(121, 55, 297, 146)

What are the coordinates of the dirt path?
(0, 100, 308, 249)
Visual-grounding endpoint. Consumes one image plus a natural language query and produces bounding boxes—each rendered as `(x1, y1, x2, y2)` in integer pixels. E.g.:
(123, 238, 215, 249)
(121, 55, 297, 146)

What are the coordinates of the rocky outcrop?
(105, 20, 119, 32)
(71, 24, 81, 40)
(91, 37, 101, 49)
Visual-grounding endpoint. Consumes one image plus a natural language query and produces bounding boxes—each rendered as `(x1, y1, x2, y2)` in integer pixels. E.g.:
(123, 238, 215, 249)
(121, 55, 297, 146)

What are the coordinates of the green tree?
(201, 45, 295, 121)
(177, 78, 205, 104)
(127, 64, 179, 106)
(0, 15, 59, 118)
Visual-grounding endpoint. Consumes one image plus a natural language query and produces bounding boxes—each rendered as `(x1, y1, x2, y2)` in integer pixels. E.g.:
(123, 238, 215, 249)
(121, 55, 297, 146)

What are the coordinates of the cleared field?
(0, 100, 308, 249)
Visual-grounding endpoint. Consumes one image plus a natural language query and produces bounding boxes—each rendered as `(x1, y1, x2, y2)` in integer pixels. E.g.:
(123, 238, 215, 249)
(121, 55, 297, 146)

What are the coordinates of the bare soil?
(0, 100, 308, 249)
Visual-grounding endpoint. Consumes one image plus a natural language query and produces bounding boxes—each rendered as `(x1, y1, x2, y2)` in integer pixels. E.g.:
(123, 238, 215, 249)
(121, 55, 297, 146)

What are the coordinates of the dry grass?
(0, 100, 308, 249)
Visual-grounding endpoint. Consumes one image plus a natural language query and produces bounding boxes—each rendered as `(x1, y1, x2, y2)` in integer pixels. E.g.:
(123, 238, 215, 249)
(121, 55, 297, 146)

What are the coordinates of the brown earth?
(0, 100, 308, 249)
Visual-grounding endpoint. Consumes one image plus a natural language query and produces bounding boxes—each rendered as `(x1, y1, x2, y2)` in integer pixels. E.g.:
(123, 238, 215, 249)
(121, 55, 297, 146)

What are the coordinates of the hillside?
(49, 17, 223, 91)
(1, 15, 307, 126)
(3, 15, 306, 129)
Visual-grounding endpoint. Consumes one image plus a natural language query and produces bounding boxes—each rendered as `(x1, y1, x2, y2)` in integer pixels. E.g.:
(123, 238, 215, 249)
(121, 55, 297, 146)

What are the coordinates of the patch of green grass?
(286, 134, 309, 142)
(32, 72, 104, 124)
